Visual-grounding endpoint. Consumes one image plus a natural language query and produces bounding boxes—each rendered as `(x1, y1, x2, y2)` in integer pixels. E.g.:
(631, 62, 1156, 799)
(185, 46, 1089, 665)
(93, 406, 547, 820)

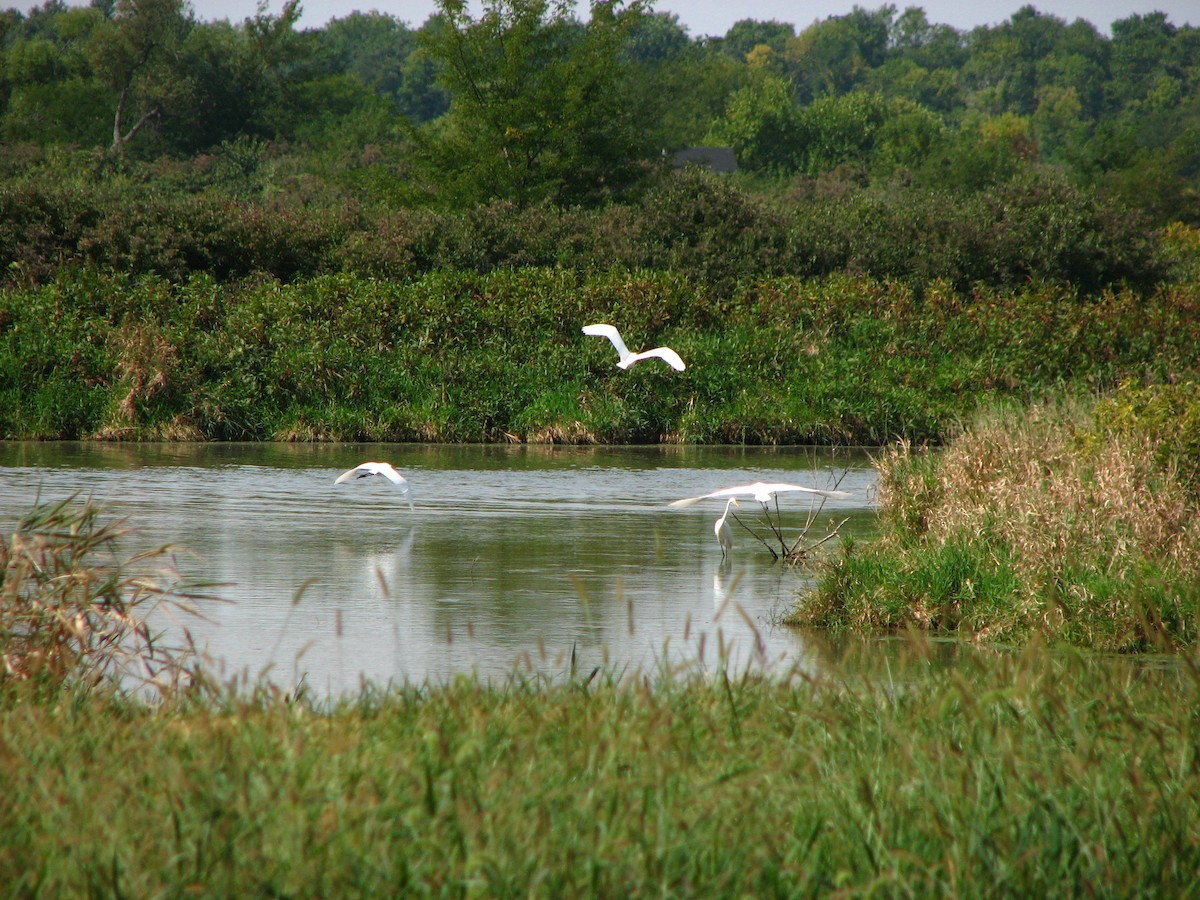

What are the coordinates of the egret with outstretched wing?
(335, 462, 414, 509)
(582, 323, 685, 371)
(670, 481, 849, 510)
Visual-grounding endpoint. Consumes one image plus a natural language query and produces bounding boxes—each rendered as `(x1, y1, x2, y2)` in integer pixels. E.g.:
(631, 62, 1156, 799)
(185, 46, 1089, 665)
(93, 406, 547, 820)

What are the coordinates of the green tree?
(870, 9, 965, 116)
(144, 2, 319, 153)
(1, 3, 110, 145)
(959, 5, 1084, 118)
(795, 90, 945, 176)
(318, 12, 417, 104)
(414, 0, 656, 206)
(5, 35, 65, 84)
(86, 0, 191, 155)
(921, 111, 1036, 191)
(393, 42, 450, 123)
(720, 18, 793, 59)
(783, 5, 893, 102)
(1031, 83, 1086, 162)
(706, 69, 799, 173)
(869, 57, 961, 115)
(622, 8, 691, 63)
(619, 11, 734, 148)
(1107, 12, 1178, 109)
(1034, 18, 1108, 120)
(167, 20, 262, 151)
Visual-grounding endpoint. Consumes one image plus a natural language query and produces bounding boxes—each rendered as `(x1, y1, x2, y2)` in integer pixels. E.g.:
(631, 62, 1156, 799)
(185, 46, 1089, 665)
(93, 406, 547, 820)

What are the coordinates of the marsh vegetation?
(795, 383, 1200, 651)
(4, 1, 1200, 890)
(1, 620, 1197, 895)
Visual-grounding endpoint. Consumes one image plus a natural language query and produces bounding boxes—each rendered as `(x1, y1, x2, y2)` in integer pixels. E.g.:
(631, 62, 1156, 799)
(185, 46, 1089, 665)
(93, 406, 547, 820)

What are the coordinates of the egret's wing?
(759, 482, 851, 500)
(625, 347, 685, 371)
(582, 323, 631, 361)
(335, 464, 371, 484)
(669, 482, 848, 507)
(335, 461, 409, 489)
(668, 485, 747, 508)
(374, 464, 409, 488)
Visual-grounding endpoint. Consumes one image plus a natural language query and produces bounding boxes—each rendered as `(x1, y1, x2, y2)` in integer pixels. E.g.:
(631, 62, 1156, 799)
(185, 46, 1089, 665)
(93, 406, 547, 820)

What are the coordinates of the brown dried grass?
(1, 496, 217, 692)
(883, 400, 1200, 579)
(811, 395, 1200, 649)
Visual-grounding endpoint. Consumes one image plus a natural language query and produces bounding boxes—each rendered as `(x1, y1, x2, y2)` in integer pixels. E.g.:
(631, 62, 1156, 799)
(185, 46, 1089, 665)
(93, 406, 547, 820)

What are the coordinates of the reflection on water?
(0, 442, 878, 696)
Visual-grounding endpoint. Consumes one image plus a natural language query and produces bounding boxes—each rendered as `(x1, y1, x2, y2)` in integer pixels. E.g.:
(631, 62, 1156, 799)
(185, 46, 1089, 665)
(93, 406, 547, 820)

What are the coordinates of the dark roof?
(671, 146, 738, 173)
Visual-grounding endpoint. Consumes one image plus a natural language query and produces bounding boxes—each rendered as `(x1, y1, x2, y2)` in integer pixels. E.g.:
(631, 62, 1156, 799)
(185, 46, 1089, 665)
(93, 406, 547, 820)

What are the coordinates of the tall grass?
(0, 640, 1196, 895)
(796, 390, 1200, 650)
(0, 496, 215, 692)
(1, 485, 1197, 894)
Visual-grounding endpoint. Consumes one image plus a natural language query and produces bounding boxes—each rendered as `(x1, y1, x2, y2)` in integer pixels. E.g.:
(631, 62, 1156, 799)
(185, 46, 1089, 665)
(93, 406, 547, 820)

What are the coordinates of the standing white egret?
(669, 481, 849, 510)
(672, 480, 850, 562)
(335, 462, 414, 509)
(582, 323, 686, 371)
(715, 497, 739, 559)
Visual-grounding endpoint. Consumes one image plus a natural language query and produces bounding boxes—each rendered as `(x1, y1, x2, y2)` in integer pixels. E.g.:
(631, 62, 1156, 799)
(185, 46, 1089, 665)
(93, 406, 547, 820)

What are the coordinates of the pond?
(0, 442, 879, 697)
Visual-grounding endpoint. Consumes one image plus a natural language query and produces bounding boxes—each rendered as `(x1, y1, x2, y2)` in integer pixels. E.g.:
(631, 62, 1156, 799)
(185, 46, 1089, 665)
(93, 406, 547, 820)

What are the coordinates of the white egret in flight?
(335, 462, 414, 509)
(715, 497, 739, 560)
(670, 481, 850, 510)
(582, 323, 686, 371)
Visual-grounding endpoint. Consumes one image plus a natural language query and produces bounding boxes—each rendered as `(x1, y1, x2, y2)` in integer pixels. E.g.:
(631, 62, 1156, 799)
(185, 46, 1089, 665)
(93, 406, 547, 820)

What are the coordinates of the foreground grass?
(796, 385, 1200, 651)
(1, 642, 1197, 896)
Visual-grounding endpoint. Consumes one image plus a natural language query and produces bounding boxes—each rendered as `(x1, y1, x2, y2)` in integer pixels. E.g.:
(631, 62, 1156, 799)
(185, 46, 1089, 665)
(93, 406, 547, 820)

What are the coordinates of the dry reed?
(798, 394, 1200, 649)
(1, 496, 217, 692)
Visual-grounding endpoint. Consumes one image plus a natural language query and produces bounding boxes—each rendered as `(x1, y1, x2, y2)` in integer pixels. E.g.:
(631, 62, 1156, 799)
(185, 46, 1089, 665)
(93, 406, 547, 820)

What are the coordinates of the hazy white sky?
(176, 0, 1194, 36)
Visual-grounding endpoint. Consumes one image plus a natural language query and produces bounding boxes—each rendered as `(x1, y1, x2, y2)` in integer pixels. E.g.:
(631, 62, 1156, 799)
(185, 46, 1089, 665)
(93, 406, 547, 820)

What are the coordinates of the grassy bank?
(1, 643, 1197, 895)
(795, 384, 1200, 651)
(3, 266, 1197, 444)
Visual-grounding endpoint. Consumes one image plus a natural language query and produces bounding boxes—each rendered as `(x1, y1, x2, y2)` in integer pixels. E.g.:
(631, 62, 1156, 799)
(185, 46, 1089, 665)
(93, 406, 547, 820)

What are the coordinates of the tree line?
(1, 0, 1196, 222)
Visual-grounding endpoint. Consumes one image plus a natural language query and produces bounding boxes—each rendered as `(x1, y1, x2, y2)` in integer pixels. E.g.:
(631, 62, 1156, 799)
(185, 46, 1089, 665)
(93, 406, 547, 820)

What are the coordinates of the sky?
(167, 0, 1194, 36)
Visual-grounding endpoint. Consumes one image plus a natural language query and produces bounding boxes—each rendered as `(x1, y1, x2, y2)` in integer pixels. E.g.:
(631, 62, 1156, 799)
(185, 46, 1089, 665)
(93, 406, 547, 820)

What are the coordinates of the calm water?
(0, 442, 878, 696)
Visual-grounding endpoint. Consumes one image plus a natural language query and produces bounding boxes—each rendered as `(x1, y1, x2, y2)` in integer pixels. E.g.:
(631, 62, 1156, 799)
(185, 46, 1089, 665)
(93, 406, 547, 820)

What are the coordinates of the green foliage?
(316, 11, 418, 103)
(783, 5, 891, 101)
(2, 263, 1199, 445)
(1, 2, 1197, 220)
(87, 0, 194, 154)
(1, 640, 1198, 893)
(720, 18, 794, 59)
(1, 158, 1164, 297)
(787, 170, 1162, 292)
(412, 0, 658, 206)
(1, 77, 112, 144)
(1092, 380, 1200, 487)
(793, 90, 947, 176)
(707, 70, 801, 173)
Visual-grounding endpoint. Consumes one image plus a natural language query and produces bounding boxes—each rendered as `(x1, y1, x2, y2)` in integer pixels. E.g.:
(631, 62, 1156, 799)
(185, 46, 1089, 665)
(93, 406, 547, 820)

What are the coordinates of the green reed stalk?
(0, 642, 1196, 896)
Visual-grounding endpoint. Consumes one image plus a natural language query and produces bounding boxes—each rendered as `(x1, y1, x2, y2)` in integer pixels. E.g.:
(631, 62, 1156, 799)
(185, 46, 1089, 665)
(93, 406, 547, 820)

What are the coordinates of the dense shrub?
(1092, 380, 1200, 488)
(0, 166, 1167, 295)
(787, 172, 1164, 293)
